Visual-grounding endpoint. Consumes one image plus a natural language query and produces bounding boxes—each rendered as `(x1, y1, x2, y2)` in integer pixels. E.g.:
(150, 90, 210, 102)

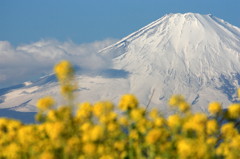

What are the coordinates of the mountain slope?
(100, 13, 240, 111)
(1, 13, 240, 115)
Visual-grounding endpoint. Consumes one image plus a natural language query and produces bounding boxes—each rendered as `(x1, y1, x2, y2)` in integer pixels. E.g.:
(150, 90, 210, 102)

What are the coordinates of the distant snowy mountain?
(1, 13, 240, 118)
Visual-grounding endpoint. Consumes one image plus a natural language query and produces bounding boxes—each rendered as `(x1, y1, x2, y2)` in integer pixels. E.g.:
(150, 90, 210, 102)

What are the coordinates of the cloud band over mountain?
(0, 39, 117, 88)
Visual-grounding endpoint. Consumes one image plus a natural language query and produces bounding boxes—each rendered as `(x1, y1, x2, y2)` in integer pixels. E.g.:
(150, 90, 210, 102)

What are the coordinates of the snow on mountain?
(1, 13, 240, 117)
(100, 13, 240, 111)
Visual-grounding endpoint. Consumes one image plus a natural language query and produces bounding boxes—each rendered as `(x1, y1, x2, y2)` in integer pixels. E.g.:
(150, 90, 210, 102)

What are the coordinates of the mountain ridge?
(100, 13, 240, 55)
(0, 13, 240, 118)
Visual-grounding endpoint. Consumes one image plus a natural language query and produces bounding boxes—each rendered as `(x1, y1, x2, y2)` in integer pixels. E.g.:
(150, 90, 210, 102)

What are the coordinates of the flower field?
(0, 61, 239, 159)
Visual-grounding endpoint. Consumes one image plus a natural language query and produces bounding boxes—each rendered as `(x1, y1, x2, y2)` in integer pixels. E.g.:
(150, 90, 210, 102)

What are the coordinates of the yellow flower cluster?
(0, 61, 239, 159)
(208, 101, 222, 115)
(227, 104, 240, 119)
(54, 60, 77, 102)
(54, 60, 74, 81)
(169, 95, 190, 112)
(37, 96, 55, 110)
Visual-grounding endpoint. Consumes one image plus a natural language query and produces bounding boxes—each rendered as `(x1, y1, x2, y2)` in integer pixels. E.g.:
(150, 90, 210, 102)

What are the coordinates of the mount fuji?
(1, 13, 240, 119)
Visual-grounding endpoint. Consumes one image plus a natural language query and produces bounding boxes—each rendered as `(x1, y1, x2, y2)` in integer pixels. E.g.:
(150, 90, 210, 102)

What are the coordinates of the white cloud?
(0, 39, 117, 88)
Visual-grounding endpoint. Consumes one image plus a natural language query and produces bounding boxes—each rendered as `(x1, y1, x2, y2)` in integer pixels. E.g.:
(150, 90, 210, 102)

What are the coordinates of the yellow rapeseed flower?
(120, 151, 127, 159)
(167, 114, 181, 128)
(18, 125, 37, 144)
(216, 143, 228, 156)
(136, 118, 152, 133)
(93, 102, 113, 117)
(80, 122, 92, 132)
(168, 95, 185, 106)
(107, 122, 119, 132)
(145, 128, 162, 144)
(77, 102, 92, 119)
(206, 119, 218, 135)
(78, 155, 85, 159)
(179, 102, 190, 112)
(100, 155, 114, 159)
(37, 96, 55, 110)
(195, 141, 209, 159)
(114, 141, 125, 151)
(5, 119, 22, 132)
(93, 102, 105, 117)
(60, 84, 76, 96)
(208, 102, 222, 115)
(0, 118, 8, 127)
(192, 113, 207, 124)
(183, 113, 207, 135)
(206, 137, 217, 145)
(177, 139, 194, 158)
(149, 108, 159, 119)
(130, 130, 139, 140)
(221, 123, 238, 139)
(54, 60, 74, 81)
(39, 152, 56, 159)
(4, 143, 21, 159)
(183, 120, 202, 135)
(83, 143, 96, 154)
(46, 122, 65, 139)
(227, 104, 240, 119)
(90, 125, 104, 141)
(100, 112, 117, 123)
(118, 116, 128, 126)
(56, 106, 72, 119)
(130, 108, 145, 121)
(96, 144, 105, 155)
(65, 137, 81, 154)
(154, 117, 165, 127)
(119, 94, 138, 111)
(47, 110, 58, 121)
(229, 135, 240, 149)
(82, 133, 91, 143)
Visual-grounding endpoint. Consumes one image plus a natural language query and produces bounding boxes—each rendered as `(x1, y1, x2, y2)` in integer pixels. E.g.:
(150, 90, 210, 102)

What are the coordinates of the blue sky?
(0, 0, 239, 46)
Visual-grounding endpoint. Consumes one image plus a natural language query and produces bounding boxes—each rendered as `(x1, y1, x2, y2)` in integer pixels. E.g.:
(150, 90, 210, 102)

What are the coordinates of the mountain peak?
(1, 13, 240, 115)
(102, 13, 240, 73)
(167, 12, 210, 18)
(101, 13, 240, 56)
(99, 13, 240, 111)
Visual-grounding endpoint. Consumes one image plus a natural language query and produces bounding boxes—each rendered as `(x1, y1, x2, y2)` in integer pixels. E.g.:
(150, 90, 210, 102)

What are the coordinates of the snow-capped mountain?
(1, 13, 240, 116)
